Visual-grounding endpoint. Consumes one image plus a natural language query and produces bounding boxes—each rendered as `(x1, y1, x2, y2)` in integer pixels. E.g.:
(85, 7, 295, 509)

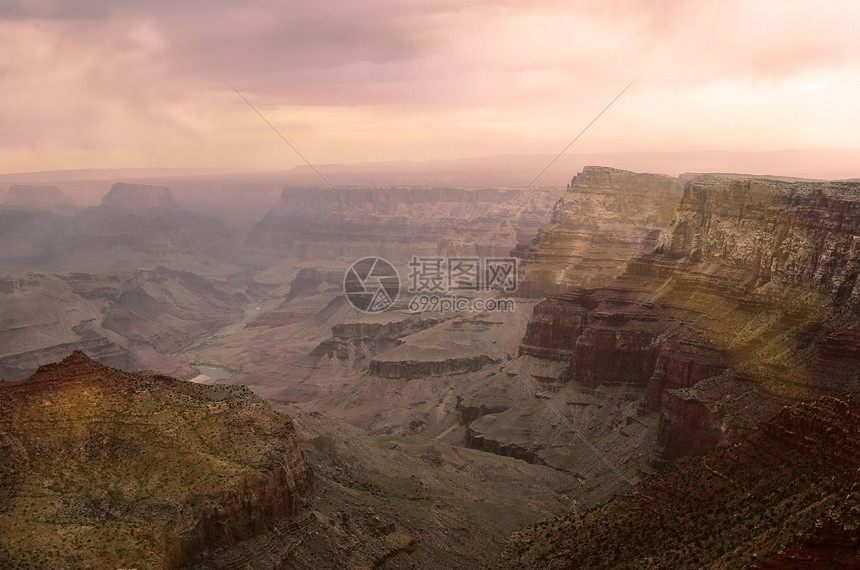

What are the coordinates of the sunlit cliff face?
(1, 0, 859, 174)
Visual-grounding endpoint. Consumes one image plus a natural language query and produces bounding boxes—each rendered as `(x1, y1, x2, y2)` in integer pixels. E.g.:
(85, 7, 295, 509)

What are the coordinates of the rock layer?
(246, 185, 563, 265)
(515, 166, 683, 295)
(517, 169, 860, 465)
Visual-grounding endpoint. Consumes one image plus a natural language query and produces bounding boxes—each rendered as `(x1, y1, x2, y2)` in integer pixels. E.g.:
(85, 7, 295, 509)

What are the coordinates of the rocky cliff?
(516, 169, 860, 466)
(314, 315, 444, 364)
(659, 175, 860, 303)
(494, 394, 860, 568)
(0, 351, 312, 569)
(515, 166, 683, 295)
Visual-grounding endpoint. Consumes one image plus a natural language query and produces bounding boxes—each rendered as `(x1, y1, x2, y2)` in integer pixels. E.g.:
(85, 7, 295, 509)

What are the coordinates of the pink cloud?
(0, 0, 858, 173)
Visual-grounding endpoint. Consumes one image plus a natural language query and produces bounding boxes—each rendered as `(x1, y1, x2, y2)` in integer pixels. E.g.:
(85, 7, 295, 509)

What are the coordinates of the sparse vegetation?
(0, 352, 311, 569)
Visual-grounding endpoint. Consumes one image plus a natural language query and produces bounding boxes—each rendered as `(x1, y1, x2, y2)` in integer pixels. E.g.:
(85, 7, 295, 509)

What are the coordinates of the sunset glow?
(2, 0, 859, 176)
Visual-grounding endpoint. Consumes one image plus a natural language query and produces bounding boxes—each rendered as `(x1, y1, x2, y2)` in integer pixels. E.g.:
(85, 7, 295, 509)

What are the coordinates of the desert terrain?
(0, 163, 858, 568)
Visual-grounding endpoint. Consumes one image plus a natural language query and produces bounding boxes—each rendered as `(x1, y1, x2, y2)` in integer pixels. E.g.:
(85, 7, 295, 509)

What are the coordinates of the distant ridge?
(3, 184, 73, 209)
(0, 166, 264, 183)
(1, 149, 858, 187)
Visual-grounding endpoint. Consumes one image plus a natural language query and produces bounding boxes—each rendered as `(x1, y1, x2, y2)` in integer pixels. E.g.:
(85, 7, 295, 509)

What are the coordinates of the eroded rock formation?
(517, 168, 860, 465)
(3, 184, 73, 210)
(100, 182, 180, 210)
(515, 166, 683, 295)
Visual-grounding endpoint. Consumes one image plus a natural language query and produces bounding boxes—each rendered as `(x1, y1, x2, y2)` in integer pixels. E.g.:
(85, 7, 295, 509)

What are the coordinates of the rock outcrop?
(370, 354, 495, 380)
(465, 426, 546, 465)
(0, 351, 312, 569)
(515, 166, 683, 295)
(312, 315, 445, 364)
(456, 395, 511, 425)
(100, 182, 180, 209)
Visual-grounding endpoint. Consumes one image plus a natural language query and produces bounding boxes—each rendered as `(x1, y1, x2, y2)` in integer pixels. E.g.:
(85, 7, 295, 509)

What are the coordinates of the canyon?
(0, 165, 857, 567)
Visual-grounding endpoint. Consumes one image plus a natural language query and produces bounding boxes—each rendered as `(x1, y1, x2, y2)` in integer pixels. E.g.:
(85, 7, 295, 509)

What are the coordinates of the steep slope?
(515, 166, 683, 294)
(0, 272, 134, 379)
(0, 351, 313, 569)
(494, 394, 860, 569)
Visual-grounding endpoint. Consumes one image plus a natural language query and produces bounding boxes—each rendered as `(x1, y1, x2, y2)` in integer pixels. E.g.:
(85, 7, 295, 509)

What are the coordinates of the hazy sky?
(2, 0, 859, 174)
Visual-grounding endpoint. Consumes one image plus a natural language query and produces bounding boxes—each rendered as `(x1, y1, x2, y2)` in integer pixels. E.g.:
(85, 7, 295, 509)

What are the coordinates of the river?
(176, 290, 264, 384)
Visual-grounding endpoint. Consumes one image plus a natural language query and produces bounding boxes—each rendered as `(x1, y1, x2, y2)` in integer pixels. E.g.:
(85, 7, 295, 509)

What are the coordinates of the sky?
(1, 0, 859, 176)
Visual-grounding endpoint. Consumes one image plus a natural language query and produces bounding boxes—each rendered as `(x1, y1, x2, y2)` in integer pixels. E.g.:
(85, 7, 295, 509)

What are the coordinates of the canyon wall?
(245, 185, 563, 265)
(659, 175, 860, 303)
(517, 169, 860, 465)
(515, 166, 683, 295)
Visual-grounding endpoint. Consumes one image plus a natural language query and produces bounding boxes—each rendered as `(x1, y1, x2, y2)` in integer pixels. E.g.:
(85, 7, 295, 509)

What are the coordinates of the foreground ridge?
(0, 350, 313, 569)
(493, 393, 860, 569)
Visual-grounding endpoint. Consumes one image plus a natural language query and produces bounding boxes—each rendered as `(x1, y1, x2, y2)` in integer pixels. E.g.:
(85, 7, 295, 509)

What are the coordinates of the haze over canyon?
(0, 158, 857, 568)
